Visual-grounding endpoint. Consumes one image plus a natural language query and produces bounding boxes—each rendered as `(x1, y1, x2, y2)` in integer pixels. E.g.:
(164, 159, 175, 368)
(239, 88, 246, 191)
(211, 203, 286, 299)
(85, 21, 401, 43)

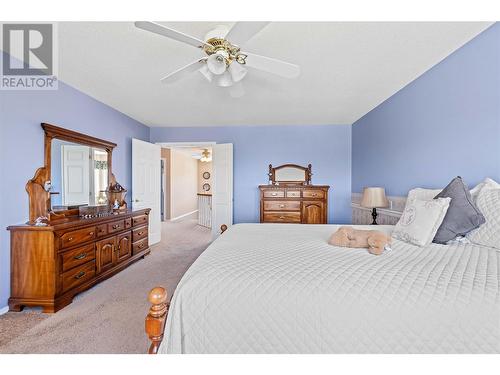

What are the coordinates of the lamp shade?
(360, 187, 389, 208)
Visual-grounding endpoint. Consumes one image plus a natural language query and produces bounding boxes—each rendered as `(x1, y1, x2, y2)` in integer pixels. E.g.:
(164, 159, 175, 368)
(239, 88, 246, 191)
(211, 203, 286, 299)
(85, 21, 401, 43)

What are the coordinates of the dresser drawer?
(263, 190, 285, 198)
(286, 190, 301, 198)
(108, 219, 125, 234)
(263, 200, 300, 211)
(133, 214, 148, 227)
(132, 237, 149, 255)
(62, 260, 96, 293)
(303, 190, 325, 199)
(96, 224, 107, 237)
(61, 243, 96, 273)
(60, 226, 96, 249)
(132, 226, 148, 242)
(263, 212, 301, 223)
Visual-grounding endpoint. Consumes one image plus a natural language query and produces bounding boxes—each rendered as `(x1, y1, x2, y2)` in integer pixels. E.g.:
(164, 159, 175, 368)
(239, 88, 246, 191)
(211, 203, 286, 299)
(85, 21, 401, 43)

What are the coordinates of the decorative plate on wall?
(203, 171, 211, 179)
(203, 183, 211, 192)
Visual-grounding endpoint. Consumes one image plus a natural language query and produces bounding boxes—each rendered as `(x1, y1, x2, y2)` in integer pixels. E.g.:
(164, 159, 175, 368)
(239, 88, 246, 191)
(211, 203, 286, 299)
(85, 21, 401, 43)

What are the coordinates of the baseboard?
(170, 210, 199, 222)
(0, 305, 9, 315)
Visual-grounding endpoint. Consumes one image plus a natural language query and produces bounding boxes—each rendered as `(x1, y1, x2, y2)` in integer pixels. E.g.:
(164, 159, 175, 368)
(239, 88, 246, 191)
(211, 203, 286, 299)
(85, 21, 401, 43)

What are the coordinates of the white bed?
(159, 224, 500, 353)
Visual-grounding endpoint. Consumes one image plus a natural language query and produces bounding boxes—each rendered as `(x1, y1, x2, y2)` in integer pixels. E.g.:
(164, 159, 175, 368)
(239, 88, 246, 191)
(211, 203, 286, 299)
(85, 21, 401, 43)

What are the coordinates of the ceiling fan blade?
(224, 22, 270, 46)
(160, 59, 207, 84)
(243, 52, 300, 79)
(135, 21, 209, 49)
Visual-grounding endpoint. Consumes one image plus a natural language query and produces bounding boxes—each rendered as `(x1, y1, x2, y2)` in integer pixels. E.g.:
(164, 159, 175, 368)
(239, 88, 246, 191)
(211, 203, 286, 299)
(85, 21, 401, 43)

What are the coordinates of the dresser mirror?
(25, 123, 117, 222)
(50, 139, 109, 210)
(269, 163, 312, 185)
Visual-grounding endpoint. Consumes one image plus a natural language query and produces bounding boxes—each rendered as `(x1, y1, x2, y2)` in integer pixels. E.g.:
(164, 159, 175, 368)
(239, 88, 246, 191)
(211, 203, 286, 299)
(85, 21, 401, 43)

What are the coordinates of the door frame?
(155, 141, 228, 237)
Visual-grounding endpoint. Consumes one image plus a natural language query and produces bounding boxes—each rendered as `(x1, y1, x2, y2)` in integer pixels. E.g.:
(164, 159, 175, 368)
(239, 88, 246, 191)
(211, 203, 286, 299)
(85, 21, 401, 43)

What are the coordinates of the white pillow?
(407, 187, 442, 201)
(392, 197, 451, 246)
(470, 178, 500, 204)
(467, 188, 500, 249)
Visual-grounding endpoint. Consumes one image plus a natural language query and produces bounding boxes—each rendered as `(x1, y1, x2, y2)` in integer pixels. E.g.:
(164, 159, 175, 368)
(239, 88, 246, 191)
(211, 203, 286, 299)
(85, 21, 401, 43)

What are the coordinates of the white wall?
(170, 149, 198, 219)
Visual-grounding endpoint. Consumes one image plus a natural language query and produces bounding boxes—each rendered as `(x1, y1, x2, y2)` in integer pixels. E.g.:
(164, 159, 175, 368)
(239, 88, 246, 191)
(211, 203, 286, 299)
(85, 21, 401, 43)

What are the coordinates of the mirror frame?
(26, 123, 117, 223)
(268, 163, 312, 185)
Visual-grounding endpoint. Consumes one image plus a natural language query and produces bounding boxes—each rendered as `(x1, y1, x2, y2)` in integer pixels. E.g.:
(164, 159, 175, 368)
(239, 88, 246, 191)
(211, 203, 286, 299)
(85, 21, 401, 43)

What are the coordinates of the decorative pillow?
(467, 188, 500, 250)
(407, 187, 442, 202)
(392, 197, 451, 246)
(470, 178, 500, 204)
(432, 176, 485, 244)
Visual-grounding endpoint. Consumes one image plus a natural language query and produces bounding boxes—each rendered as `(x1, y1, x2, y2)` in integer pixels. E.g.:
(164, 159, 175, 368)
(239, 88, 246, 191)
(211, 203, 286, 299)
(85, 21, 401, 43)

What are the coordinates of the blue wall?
(0, 74, 150, 309)
(150, 125, 352, 225)
(352, 23, 500, 196)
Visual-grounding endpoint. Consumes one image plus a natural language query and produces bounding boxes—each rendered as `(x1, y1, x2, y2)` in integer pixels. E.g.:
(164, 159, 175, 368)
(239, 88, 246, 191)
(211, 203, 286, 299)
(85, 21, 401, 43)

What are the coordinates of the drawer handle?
(279, 216, 285, 220)
(279, 204, 285, 208)
(138, 231, 144, 236)
(271, 192, 278, 196)
(74, 253, 87, 260)
(99, 228, 105, 233)
(88, 232, 94, 236)
(312, 193, 318, 197)
(74, 271, 86, 279)
(68, 237, 74, 242)
(139, 243, 144, 249)
(112, 224, 120, 229)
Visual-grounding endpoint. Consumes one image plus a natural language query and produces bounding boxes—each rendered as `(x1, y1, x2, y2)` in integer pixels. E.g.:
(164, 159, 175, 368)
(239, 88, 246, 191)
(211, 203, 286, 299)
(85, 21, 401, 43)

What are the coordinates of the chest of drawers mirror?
(260, 164, 330, 224)
(7, 123, 151, 313)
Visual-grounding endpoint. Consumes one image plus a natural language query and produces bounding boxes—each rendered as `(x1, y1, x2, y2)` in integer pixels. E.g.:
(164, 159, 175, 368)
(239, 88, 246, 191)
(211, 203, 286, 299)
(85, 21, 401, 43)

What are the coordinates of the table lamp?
(361, 187, 389, 225)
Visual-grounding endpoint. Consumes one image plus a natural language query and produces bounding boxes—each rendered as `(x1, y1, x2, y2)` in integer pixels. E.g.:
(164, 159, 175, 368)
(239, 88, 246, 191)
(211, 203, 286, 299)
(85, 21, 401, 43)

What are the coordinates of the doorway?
(156, 142, 233, 239)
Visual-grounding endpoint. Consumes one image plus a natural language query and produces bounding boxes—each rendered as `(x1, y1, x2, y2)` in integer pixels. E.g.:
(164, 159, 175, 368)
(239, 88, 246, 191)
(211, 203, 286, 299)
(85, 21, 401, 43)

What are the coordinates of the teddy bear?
(328, 226, 392, 255)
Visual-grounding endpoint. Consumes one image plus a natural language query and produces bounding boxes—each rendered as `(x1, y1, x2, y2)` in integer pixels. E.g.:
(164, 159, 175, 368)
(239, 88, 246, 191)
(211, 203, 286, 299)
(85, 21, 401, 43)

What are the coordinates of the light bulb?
(199, 64, 213, 82)
(207, 53, 227, 75)
(229, 62, 247, 83)
(216, 71, 233, 87)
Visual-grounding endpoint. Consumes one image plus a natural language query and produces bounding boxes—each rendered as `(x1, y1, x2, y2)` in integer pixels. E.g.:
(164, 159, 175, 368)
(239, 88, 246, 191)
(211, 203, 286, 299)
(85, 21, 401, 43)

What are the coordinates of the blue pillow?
(433, 176, 485, 244)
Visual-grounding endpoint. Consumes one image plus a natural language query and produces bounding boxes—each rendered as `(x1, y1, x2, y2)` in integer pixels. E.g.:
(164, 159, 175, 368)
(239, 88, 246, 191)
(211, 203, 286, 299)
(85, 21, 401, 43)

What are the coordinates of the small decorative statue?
(106, 174, 127, 211)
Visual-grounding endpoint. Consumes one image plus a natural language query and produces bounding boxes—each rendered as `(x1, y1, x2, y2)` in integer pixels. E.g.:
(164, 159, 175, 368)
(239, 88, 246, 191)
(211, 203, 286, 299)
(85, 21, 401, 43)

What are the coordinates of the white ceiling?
(56, 22, 492, 127)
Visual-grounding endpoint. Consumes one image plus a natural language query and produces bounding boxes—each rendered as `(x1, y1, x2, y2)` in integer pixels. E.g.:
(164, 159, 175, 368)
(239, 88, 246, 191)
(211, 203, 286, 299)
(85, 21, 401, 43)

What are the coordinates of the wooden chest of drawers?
(7, 208, 151, 313)
(259, 185, 330, 224)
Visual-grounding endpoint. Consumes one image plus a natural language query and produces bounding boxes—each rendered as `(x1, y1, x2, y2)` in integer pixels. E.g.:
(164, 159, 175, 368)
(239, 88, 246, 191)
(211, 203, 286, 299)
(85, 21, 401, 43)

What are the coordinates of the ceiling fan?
(134, 22, 300, 97)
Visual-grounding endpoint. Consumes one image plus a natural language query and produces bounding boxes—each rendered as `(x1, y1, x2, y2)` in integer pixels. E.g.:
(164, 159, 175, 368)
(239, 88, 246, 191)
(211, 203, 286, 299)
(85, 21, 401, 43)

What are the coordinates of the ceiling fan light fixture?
(207, 53, 227, 75)
(200, 149, 212, 162)
(216, 71, 233, 87)
(199, 64, 213, 82)
(229, 62, 247, 82)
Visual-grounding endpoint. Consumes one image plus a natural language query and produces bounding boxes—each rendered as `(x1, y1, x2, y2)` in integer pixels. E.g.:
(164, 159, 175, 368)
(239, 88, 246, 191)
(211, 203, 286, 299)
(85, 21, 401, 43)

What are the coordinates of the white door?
(62, 145, 90, 205)
(212, 143, 233, 238)
(132, 138, 161, 245)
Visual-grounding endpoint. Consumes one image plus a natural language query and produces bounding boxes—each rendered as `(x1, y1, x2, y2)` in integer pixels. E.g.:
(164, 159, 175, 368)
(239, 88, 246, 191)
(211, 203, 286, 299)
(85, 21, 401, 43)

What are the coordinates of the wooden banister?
(145, 287, 169, 354)
(220, 224, 228, 234)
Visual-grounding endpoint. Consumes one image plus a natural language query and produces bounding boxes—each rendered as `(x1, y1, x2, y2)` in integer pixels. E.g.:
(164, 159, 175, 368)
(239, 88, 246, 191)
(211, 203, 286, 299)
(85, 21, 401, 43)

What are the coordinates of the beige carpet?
(0, 218, 211, 354)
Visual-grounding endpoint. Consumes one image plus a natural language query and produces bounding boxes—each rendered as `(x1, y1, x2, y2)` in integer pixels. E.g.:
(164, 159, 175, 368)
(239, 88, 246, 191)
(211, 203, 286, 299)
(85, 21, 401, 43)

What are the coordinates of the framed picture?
(202, 183, 211, 192)
(203, 171, 211, 179)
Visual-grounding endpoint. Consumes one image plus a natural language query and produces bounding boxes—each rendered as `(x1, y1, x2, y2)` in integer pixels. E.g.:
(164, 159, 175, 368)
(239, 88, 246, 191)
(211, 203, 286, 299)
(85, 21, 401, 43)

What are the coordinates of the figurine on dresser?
(259, 164, 330, 224)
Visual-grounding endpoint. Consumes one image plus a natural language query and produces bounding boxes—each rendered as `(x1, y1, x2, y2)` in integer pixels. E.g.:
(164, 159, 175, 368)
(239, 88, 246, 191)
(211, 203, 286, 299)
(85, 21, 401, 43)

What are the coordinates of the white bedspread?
(159, 224, 500, 353)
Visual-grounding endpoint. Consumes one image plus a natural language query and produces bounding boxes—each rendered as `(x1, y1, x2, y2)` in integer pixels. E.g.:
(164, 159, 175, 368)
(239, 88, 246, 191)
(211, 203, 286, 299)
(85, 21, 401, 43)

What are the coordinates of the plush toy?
(328, 226, 392, 255)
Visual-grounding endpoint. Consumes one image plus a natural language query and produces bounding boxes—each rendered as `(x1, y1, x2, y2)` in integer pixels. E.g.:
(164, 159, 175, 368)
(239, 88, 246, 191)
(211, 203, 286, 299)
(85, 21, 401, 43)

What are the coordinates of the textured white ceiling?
(56, 22, 492, 127)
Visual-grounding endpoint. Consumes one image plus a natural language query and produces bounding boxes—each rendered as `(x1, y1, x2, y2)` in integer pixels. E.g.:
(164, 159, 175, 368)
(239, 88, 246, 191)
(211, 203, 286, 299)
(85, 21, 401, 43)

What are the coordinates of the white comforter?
(159, 224, 500, 353)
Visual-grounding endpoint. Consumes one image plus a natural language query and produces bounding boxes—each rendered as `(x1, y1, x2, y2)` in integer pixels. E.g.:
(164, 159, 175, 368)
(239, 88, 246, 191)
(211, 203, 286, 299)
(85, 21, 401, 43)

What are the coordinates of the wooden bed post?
(145, 227, 228, 353)
(145, 287, 169, 354)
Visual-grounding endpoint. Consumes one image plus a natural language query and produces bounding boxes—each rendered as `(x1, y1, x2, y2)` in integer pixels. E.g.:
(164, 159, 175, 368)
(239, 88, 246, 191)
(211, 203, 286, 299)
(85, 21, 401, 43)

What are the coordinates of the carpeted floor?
(0, 218, 211, 354)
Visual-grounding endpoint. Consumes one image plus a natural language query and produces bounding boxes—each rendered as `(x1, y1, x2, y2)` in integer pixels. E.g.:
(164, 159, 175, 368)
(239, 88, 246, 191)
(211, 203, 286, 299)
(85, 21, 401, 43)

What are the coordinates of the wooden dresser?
(259, 185, 329, 224)
(8, 209, 151, 312)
